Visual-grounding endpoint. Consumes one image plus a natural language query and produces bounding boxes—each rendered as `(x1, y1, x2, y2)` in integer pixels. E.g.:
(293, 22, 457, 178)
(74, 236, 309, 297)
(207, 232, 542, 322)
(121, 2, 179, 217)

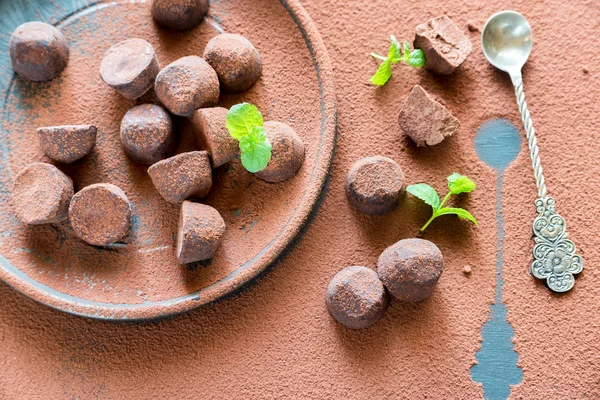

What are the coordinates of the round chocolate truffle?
(191, 107, 238, 167)
(345, 156, 404, 215)
(377, 238, 443, 302)
(37, 124, 97, 164)
(100, 38, 159, 100)
(151, 0, 209, 31)
(155, 56, 219, 117)
(9, 21, 69, 82)
(326, 266, 389, 330)
(120, 104, 177, 165)
(176, 201, 226, 264)
(11, 163, 74, 225)
(69, 183, 132, 246)
(254, 121, 305, 183)
(203, 33, 262, 93)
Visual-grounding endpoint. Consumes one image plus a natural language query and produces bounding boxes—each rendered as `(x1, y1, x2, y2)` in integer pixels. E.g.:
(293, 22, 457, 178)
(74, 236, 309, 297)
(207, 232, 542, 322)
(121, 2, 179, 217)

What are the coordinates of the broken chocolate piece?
(10, 21, 69, 82)
(69, 183, 132, 246)
(120, 104, 177, 165)
(148, 151, 212, 204)
(345, 156, 404, 215)
(100, 38, 160, 100)
(191, 107, 238, 167)
(151, 0, 209, 31)
(11, 163, 74, 225)
(176, 201, 225, 264)
(398, 85, 459, 147)
(254, 121, 305, 183)
(326, 266, 389, 330)
(37, 124, 97, 163)
(155, 56, 219, 117)
(377, 238, 443, 302)
(414, 15, 472, 75)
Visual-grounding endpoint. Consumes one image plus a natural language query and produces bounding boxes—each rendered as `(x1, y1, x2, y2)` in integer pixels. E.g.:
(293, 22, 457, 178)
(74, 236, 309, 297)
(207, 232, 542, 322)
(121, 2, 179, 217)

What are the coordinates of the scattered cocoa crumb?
(463, 265, 472, 274)
(467, 22, 479, 32)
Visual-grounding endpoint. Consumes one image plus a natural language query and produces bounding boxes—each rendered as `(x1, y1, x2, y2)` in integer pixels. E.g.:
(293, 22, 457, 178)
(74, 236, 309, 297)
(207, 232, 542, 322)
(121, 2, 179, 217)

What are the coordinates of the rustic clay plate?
(0, 0, 336, 320)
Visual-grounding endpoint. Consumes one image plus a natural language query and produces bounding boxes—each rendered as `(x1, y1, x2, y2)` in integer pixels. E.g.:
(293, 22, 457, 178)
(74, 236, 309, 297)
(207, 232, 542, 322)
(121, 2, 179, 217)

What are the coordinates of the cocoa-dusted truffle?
(9, 21, 69, 82)
(155, 56, 219, 117)
(148, 151, 212, 204)
(10, 163, 74, 225)
(37, 125, 97, 163)
(203, 33, 262, 93)
(191, 107, 238, 167)
(414, 15, 473, 75)
(254, 121, 304, 183)
(120, 104, 176, 164)
(377, 238, 443, 302)
(326, 266, 389, 330)
(151, 0, 209, 31)
(100, 38, 159, 100)
(69, 183, 132, 246)
(176, 201, 225, 264)
(398, 85, 459, 147)
(345, 156, 404, 215)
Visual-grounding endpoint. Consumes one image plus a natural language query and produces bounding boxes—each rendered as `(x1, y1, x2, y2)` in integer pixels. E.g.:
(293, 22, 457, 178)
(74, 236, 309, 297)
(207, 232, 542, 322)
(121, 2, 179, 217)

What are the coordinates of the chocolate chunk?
(155, 56, 219, 117)
(203, 33, 262, 93)
(377, 238, 443, 302)
(176, 201, 225, 264)
(9, 21, 69, 82)
(148, 151, 212, 204)
(10, 163, 73, 225)
(69, 183, 132, 246)
(151, 0, 209, 31)
(191, 107, 238, 167)
(398, 85, 459, 147)
(120, 104, 177, 164)
(326, 266, 389, 330)
(37, 125, 97, 163)
(254, 121, 305, 183)
(345, 156, 404, 215)
(100, 38, 160, 100)
(414, 15, 473, 75)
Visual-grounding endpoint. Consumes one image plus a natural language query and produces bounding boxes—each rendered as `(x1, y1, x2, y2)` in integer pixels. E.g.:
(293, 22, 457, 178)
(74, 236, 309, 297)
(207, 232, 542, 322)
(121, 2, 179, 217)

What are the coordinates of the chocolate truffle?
(9, 21, 69, 82)
(176, 201, 225, 264)
(326, 266, 389, 330)
(155, 56, 219, 117)
(37, 124, 97, 163)
(398, 85, 460, 147)
(69, 183, 132, 246)
(120, 104, 176, 164)
(10, 163, 74, 225)
(191, 107, 238, 167)
(377, 238, 444, 302)
(203, 33, 262, 93)
(254, 121, 304, 183)
(151, 0, 209, 31)
(100, 38, 159, 100)
(414, 15, 473, 75)
(148, 151, 212, 204)
(345, 156, 404, 215)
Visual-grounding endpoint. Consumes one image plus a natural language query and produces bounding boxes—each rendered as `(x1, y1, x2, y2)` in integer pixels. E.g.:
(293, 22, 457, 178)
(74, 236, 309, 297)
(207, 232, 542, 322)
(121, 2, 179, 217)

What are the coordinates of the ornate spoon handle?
(513, 79, 583, 292)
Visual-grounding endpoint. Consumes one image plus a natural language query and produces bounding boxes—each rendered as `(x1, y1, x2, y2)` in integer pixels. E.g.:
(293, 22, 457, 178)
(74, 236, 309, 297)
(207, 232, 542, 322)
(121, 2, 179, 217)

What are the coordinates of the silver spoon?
(481, 10, 583, 293)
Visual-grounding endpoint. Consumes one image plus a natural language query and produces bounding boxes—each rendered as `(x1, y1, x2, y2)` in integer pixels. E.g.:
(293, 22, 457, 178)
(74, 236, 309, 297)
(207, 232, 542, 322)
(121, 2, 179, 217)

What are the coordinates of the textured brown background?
(1, 0, 600, 398)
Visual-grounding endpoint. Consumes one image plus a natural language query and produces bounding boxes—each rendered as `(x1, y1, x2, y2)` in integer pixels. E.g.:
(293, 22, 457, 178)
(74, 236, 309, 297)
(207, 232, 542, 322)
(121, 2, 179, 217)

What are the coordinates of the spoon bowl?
(481, 10, 532, 75)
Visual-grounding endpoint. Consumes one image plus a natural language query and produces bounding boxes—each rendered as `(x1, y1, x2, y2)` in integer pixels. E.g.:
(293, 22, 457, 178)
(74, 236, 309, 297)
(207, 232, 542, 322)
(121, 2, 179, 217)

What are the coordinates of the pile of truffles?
(9, 0, 305, 266)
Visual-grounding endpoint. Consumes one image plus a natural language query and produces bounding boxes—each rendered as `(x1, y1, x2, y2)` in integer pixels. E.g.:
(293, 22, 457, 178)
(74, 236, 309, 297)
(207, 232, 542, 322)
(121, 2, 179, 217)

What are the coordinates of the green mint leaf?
(239, 126, 272, 173)
(407, 49, 425, 68)
(388, 35, 402, 61)
(403, 41, 410, 59)
(435, 207, 478, 226)
(370, 60, 393, 86)
(406, 183, 441, 210)
(226, 103, 263, 140)
(447, 173, 477, 195)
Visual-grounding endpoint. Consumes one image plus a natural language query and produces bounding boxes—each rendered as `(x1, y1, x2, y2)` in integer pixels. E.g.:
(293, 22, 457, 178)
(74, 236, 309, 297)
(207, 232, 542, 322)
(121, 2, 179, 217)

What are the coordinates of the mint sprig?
(226, 103, 272, 173)
(407, 173, 478, 232)
(370, 35, 425, 86)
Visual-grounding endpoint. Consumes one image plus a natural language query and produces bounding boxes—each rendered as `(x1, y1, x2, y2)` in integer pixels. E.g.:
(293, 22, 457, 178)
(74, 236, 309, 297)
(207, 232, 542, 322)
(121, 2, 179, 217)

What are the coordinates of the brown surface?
(1, 0, 600, 399)
(254, 121, 305, 183)
(37, 124, 97, 163)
